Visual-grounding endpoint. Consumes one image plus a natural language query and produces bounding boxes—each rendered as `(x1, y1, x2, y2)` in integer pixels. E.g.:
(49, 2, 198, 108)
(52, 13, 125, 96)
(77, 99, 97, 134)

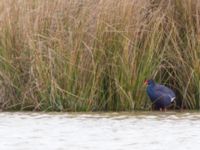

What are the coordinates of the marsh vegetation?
(0, 0, 200, 111)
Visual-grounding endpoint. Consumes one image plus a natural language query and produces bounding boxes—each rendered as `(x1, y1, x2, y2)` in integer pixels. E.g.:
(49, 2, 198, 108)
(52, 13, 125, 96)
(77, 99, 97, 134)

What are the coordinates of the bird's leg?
(159, 108, 167, 112)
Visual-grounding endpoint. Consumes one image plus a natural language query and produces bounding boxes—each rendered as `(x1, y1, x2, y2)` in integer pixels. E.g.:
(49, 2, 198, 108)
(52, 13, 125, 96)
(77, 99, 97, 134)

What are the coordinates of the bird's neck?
(148, 83, 155, 88)
(147, 84, 154, 92)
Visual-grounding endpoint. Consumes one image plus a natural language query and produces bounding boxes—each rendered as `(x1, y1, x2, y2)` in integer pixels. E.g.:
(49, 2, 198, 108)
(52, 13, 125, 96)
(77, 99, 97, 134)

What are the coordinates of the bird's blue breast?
(146, 85, 156, 102)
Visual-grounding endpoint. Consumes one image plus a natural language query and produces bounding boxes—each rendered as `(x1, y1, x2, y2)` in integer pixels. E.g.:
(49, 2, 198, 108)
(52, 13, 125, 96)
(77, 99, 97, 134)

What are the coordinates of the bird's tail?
(170, 97, 175, 102)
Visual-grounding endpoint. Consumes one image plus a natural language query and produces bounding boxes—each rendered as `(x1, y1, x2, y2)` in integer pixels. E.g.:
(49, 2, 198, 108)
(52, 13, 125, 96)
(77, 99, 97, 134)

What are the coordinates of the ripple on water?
(0, 112, 200, 150)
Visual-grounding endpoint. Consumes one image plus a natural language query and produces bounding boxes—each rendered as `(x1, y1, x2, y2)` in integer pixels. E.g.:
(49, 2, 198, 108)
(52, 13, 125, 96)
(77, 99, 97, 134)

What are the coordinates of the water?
(0, 112, 200, 150)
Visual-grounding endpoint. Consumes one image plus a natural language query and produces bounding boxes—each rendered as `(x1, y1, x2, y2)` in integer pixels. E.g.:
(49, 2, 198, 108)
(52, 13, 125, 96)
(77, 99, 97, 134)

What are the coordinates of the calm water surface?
(0, 112, 200, 150)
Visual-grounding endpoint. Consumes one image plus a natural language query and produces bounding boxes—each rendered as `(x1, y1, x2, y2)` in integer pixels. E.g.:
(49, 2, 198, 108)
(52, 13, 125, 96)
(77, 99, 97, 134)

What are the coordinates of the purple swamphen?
(145, 79, 175, 111)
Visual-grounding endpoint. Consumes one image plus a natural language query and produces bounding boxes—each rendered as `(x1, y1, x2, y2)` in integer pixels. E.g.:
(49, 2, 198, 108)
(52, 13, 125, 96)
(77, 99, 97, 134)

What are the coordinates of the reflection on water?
(0, 112, 200, 150)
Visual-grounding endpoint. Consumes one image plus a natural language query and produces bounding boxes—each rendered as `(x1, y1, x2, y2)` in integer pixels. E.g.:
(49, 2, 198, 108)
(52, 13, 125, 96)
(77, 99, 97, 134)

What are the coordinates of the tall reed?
(0, 0, 200, 111)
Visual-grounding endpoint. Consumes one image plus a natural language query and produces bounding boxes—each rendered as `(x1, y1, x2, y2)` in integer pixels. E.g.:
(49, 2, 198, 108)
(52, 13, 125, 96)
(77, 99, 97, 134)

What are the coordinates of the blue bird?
(145, 79, 176, 111)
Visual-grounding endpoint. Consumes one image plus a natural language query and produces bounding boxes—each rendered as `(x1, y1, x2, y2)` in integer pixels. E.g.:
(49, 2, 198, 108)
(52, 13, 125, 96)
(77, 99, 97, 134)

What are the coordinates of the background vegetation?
(0, 0, 200, 111)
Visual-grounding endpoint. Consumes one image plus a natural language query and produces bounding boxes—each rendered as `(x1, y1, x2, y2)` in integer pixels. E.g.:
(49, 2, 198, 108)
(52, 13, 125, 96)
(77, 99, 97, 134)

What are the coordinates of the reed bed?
(0, 0, 200, 111)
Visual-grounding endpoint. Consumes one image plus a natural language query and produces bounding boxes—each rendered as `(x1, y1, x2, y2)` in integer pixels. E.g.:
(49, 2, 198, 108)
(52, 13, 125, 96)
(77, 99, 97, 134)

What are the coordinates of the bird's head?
(144, 79, 155, 86)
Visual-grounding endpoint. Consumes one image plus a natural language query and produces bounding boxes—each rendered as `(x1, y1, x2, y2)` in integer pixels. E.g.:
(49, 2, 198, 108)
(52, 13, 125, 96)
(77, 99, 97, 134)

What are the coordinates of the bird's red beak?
(144, 80, 148, 85)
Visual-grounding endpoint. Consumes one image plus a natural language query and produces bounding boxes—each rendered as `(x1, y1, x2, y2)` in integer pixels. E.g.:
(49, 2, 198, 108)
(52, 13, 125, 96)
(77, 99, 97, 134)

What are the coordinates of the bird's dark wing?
(154, 84, 175, 98)
(153, 90, 174, 107)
